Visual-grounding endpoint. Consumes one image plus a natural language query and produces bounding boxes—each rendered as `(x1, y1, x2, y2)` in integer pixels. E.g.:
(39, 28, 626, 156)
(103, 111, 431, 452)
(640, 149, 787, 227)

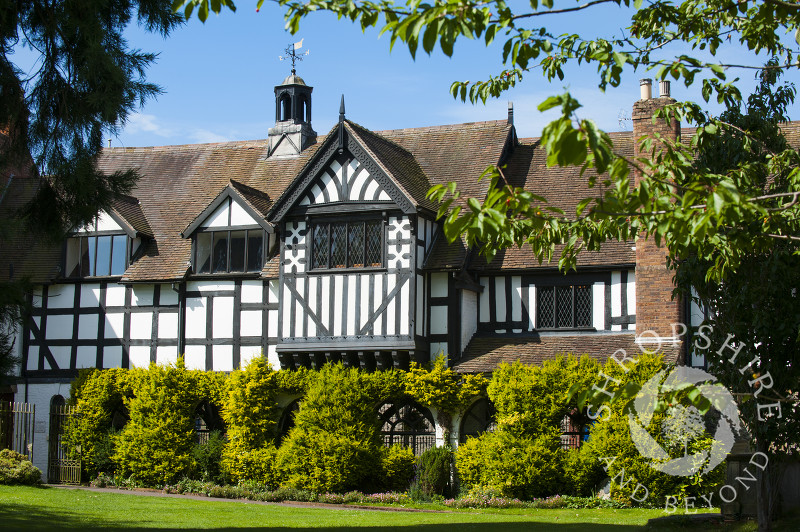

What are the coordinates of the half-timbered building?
(2, 74, 714, 477)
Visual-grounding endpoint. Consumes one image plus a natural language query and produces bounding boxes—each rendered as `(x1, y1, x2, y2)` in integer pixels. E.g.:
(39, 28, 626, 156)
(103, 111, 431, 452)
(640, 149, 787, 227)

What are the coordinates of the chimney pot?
(507, 101, 514, 126)
(639, 78, 653, 100)
(659, 79, 671, 98)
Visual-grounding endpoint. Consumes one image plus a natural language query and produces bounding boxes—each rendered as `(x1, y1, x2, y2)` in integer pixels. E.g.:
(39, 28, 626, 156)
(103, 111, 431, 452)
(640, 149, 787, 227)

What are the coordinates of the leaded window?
(65, 234, 129, 277)
(537, 284, 592, 329)
(312, 219, 383, 269)
(194, 229, 264, 274)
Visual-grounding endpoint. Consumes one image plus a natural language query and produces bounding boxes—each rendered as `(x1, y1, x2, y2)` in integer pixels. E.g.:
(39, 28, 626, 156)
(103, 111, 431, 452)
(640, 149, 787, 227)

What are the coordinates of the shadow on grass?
(0, 502, 646, 532)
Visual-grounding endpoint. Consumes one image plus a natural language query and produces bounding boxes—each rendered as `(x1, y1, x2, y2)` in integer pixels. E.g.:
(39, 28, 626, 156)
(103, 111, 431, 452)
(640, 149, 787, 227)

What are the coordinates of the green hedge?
(63, 351, 721, 504)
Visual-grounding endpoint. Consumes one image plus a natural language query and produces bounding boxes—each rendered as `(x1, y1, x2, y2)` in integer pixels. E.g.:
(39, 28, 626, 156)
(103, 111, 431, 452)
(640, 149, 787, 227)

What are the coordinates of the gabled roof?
(182, 180, 273, 238)
(269, 120, 438, 221)
(109, 194, 153, 238)
(95, 139, 321, 282)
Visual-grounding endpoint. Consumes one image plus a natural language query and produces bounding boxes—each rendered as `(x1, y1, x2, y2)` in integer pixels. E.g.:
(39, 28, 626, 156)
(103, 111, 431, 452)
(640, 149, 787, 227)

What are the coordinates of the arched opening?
(276, 399, 300, 445)
(378, 398, 435, 456)
(194, 399, 225, 444)
(48, 395, 80, 484)
(560, 408, 590, 449)
(459, 398, 497, 443)
(299, 96, 309, 123)
(280, 93, 292, 121)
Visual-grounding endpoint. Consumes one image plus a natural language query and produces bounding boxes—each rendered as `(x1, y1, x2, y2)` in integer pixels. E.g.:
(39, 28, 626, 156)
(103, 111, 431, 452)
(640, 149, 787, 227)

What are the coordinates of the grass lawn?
(0, 485, 793, 531)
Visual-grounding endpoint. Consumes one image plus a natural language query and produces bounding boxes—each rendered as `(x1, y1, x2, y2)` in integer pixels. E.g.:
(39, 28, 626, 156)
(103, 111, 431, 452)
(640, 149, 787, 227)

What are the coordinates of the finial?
(339, 95, 345, 123)
(278, 39, 309, 75)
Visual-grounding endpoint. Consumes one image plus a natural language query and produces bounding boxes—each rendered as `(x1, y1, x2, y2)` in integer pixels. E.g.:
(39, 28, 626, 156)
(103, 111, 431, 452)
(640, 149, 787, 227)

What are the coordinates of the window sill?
(307, 266, 386, 274)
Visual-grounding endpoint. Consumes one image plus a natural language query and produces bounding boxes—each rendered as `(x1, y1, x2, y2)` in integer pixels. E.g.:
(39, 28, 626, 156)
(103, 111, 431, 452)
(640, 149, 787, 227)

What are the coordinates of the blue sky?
(107, 2, 800, 147)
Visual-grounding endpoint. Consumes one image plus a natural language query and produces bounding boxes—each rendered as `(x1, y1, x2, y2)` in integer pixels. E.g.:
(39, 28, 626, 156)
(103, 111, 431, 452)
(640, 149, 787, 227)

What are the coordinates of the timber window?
(65, 234, 129, 277)
(194, 229, 265, 274)
(537, 284, 592, 329)
(311, 219, 382, 269)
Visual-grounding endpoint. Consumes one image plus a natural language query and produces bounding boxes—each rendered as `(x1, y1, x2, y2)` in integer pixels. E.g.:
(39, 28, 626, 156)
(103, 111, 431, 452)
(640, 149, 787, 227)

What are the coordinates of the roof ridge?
(374, 119, 509, 135)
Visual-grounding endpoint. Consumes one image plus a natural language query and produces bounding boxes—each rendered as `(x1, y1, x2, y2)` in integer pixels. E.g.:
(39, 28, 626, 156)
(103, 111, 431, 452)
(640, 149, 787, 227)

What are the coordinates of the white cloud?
(124, 113, 175, 138)
(189, 129, 231, 144)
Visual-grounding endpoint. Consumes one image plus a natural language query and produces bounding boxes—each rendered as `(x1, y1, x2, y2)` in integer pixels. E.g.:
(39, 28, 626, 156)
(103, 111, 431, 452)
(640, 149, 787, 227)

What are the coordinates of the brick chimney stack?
(632, 79, 685, 363)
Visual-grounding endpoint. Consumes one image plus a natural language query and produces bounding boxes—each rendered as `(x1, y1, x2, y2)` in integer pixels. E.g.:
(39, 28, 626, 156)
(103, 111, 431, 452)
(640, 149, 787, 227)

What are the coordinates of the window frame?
(309, 216, 385, 272)
(536, 284, 593, 330)
(63, 231, 130, 279)
(192, 226, 266, 275)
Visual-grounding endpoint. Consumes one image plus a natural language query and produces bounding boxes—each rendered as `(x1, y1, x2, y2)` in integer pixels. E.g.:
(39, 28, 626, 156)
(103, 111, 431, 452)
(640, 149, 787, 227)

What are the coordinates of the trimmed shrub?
(562, 444, 606, 497)
(456, 430, 564, 500)
(113, 361, 213, 486)
(380, 444, 415, 493)
(220, 442, 278, 487)
(62, 368, 129, 480)
(581, 352, 725, 504)
(277, 363, 385, 493)
(416, 446, 453, 498)
(0, 449, 41, 485)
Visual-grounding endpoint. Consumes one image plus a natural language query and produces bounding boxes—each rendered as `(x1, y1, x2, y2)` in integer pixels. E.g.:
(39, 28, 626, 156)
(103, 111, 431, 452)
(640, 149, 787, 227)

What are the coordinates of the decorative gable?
(270, 120, 435, 222)
(298, 158, 392, 206)
(182, 182, 273, 237)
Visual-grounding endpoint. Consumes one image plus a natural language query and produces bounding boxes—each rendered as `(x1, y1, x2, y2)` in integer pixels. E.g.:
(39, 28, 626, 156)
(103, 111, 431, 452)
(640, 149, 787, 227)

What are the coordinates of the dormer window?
(183, 184, 273, 275)
(65, 234, 128, 277)
(311, 218, 383, 270)
(194, 229, 265, 274)
(63, 212, 136, 278)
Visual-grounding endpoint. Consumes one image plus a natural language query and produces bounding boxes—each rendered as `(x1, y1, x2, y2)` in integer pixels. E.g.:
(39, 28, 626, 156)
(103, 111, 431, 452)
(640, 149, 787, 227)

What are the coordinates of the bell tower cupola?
(268, 41, 317, 158)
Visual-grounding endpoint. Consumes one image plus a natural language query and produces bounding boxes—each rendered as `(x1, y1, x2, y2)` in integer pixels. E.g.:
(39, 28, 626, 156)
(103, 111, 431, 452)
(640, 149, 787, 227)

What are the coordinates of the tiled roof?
(0, 175, 62, 283)
(454, 332, 681, 373)
(96, 140, 322, 282)
(425, 130, 637, 271)
(111, 194, 153, 237)
(346, 121, 437, 213)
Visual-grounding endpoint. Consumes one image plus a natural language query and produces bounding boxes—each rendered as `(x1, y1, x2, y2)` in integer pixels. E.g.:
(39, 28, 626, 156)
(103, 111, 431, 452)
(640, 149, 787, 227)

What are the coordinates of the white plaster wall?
(430, 272, 448, 298)
(48, 285, 74, 308)
(627, 270, 636, 315)
(95, 211, 123, 232)
(201, 201, 229, 228)
(14, 382, 71, 482)
(430, 306, 448, 335)
(183, 345, 205, 370)
(460, 290, 478, 356)
(229, 201, 257, 226)
(592, 282, 605, 330)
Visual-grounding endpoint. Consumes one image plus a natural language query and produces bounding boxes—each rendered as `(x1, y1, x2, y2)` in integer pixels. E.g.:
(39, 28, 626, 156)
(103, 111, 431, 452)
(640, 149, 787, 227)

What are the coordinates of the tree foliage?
(0, 1, 183, 378)
(177, 0, 800, 283)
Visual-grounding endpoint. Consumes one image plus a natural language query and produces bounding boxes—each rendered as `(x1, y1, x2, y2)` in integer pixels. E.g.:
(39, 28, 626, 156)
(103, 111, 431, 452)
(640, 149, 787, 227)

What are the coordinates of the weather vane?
(279, 39, 309, 75)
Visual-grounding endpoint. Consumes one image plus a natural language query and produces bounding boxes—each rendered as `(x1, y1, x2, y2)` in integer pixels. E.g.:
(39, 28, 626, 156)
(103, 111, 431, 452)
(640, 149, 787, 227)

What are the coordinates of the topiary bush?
(276, 363, 385, 493)
(219, 357, 281, 486)
(113, 361, 224, 486)
(581, 352, 725, 505)
(416, 445, 453, 498)
(380, 444, 415, 493)
(0, 449, 42, 485)
(62, 368, 129, 480)
(456, 430, 564, 500)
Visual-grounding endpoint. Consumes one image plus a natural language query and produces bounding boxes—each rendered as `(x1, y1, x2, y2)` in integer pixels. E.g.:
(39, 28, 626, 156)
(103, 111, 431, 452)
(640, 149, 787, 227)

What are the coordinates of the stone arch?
(276, 399, 300, 445)
(459, 397, 496, 443)
(377, 398, 435, 456)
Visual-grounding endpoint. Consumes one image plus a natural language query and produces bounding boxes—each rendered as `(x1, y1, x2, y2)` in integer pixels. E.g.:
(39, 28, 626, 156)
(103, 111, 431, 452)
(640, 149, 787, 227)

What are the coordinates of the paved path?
(49, 485, 449, 513)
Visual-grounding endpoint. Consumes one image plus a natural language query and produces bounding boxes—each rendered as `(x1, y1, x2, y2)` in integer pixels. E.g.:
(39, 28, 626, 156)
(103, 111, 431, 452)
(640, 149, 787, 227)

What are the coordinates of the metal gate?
(0, 401, 35, 460)
(48, 401, 81, 485)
